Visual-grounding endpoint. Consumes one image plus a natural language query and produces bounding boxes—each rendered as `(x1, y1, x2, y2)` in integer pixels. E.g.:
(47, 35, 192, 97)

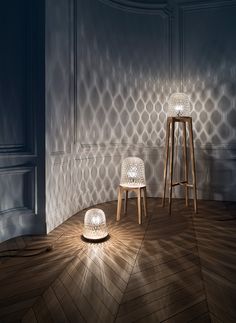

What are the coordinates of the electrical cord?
(0, 245, 54, 257)
(0, 232, 66, 258)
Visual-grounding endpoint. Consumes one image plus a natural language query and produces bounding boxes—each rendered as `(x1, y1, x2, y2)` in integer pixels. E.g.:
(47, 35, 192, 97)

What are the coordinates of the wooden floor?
(0, 198, 236, 323)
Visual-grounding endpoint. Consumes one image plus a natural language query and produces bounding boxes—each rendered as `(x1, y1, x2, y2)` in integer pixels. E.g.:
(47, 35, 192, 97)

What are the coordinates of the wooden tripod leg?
(162, 118, 170, 207)
(137, 188, 142, 224)
(183, 121, 189, 207)
(169, 119, 175, 215)
(188, 118, 198, 214)
(142, 187, 147, 217)
(124, 190, 128, 214)
(116, 186, 123, 221)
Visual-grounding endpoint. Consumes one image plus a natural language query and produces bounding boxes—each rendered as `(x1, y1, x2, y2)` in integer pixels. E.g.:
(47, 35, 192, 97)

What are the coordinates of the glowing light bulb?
(175, 104, 183, 111)
(127, 166, 138, 182)
(91, 215, 100, 226)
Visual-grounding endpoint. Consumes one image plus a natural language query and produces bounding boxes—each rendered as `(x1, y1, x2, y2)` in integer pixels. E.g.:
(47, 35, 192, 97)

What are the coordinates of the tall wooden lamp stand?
(162, 94, 197, 215)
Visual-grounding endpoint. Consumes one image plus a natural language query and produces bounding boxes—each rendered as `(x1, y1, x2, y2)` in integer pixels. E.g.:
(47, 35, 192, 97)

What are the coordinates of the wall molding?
(0, 2, 36, 155)
(73, 0, 173, 146)
(0, 165, 36, 215)
(179, 0, 236, 11)
(98, 0, 170, 15)
(0, 144, 25, 154)
(71, 143, 236, 162)
(73, 0, 78, 145)
(47, 0, 73, 156)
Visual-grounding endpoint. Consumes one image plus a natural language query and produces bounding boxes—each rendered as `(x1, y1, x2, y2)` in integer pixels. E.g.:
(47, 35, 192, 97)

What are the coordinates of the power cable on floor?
(0, 232, 65, 258)
(0, 245, 53, 257)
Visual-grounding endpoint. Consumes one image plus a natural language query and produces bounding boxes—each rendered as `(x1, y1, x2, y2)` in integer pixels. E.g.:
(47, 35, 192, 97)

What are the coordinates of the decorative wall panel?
(46, 0, 73, 155)
(0, 166, 35, 214)
(0, 165, 40, 242)
(46, 0, 74, 232)
(0, 0, 34, 154)
(46, 156, 73, 232)
(75, 0, 172, 148)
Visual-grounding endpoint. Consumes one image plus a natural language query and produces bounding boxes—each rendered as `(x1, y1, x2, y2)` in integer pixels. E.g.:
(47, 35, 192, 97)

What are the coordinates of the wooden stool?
(116, 185, 147, 224)
(162, 116, 197, 214)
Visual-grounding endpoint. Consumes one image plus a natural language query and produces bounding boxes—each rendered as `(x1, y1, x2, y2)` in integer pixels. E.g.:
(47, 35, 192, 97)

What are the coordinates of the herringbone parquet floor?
(0, 198, 235, 323)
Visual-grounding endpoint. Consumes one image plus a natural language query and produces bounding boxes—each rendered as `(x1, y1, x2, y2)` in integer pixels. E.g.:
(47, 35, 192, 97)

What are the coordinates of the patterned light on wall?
(168, 92, 190, 117)
(83, 208, 108, 241)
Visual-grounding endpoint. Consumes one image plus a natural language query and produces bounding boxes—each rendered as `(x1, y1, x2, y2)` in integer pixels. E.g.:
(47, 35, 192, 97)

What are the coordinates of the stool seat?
(120, 184, 146, 188)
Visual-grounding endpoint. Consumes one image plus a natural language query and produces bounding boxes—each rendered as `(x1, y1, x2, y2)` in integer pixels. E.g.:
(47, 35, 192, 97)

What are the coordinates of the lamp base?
(81, 233, 110, 243)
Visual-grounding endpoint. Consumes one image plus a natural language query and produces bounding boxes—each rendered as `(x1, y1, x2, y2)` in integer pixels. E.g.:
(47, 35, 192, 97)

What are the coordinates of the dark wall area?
(0, 0, 45, 242)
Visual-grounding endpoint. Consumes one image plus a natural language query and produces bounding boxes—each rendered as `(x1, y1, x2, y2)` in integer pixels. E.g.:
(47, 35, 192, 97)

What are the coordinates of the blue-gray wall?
(0, 0, 45, 242)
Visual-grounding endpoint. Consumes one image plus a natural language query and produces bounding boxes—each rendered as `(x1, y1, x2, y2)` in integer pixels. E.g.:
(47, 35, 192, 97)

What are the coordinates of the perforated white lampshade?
(83, 208, 108, 240)
(168, 93, 190, 117)
(120, 157, 146, 188)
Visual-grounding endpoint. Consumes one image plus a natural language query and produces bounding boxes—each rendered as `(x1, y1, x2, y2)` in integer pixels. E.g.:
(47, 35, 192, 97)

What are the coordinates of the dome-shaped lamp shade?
(168, 93, 190, 117)
(83, 208, 108, 240)
(120, 157, 145, 187)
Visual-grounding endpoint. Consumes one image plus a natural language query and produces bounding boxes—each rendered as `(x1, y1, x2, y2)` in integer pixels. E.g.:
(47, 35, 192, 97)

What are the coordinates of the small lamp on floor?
(83, 208, 108, 241)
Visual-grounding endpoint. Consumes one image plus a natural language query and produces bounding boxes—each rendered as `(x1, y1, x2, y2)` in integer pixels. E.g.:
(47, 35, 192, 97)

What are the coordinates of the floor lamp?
(162, 93, 197, 215)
